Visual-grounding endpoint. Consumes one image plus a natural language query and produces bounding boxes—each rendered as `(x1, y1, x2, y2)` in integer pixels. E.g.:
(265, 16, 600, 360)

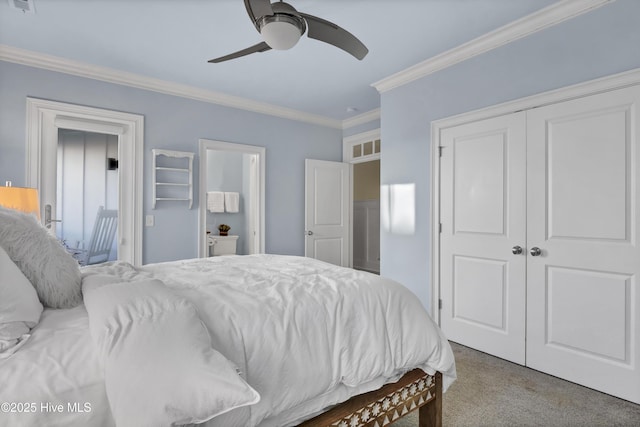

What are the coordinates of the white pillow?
(0, 206, 81, 308)
(83, 279, 260, 427)
(0, 245, 43, 357)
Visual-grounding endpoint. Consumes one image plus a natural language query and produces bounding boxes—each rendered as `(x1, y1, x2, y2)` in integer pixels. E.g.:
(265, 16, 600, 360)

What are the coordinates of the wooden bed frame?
(298, 369, 442, 427)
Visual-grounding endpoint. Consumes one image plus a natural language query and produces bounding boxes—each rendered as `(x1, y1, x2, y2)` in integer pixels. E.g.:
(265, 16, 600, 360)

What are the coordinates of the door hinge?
(438, 146, 444, 157)
(439, 223, 442, 233)
(438, 299, 443, 310)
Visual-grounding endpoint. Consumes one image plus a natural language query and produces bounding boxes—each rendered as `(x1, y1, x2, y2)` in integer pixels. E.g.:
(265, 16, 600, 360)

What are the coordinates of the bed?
(0, 206, 456, 427)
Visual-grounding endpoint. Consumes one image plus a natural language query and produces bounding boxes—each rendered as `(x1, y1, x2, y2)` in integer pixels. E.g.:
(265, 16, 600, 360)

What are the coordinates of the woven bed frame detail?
(298, 369, 443, 427)
(328, 372, 436, 427)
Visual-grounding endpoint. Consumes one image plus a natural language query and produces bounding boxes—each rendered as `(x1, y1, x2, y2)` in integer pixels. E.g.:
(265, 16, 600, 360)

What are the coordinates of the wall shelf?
(152, 149, 194, 209)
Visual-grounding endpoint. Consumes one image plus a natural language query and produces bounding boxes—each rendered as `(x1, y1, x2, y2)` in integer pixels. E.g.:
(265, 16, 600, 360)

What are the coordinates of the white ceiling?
(0, 0, 559, 122)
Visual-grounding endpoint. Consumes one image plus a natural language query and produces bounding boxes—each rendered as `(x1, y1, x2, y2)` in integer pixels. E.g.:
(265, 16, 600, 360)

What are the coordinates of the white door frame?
(431, 67, 640, 322)
(26, 98, 144, 266)
(198, 139, 265, 258)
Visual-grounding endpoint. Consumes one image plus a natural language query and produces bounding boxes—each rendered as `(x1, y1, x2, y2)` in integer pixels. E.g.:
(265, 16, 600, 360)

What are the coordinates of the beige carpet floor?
(393, 342, 640, 426)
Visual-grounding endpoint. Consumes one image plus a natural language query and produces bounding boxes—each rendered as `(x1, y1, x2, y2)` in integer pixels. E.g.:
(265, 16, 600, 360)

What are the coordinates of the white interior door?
(526, 86, 640, 403)
(439, 112, 527, 364)
(305, 159, 350, 267)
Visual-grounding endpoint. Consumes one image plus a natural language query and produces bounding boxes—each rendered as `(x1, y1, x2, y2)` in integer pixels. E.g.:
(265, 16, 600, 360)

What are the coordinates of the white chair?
(73, 206, 118, 266)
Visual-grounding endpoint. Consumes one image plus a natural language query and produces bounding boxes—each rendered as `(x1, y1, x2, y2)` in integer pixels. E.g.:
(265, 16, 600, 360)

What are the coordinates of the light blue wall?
(0, 61, 342, 264)
(380, 0, 640, 312)
(342, 118, 381, 139)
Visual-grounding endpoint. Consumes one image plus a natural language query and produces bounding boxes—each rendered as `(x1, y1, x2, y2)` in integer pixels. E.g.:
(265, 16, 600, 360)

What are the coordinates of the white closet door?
(440, 112, 527, 364)
(526, 86, 640, 403)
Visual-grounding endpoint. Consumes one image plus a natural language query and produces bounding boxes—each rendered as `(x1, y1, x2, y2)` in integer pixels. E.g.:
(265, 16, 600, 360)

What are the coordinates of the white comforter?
(1, 254, 456, 427)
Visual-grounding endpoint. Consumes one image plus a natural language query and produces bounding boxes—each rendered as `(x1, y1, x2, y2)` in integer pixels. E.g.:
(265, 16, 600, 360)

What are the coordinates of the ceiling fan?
(208, 0, 369, 63)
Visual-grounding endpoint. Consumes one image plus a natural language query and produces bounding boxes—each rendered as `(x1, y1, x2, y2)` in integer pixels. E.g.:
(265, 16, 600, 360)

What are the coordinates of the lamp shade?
(261, 20, 303, 50)
(0, 186, 40, 219)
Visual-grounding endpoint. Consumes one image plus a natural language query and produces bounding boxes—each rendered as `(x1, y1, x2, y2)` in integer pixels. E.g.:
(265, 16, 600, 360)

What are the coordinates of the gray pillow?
(0, 206, 82, 308)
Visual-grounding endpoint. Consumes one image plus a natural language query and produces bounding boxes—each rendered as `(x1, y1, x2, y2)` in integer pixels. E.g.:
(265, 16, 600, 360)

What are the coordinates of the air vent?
(8, 0, 36, 14)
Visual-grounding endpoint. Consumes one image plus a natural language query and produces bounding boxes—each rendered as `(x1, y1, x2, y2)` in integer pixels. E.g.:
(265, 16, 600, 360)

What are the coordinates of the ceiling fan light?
(260, 16, 303, 50)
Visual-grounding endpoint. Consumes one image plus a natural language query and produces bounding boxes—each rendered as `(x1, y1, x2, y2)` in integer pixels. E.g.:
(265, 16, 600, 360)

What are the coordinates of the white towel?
(207, 192, 225, 213)
(224, 192, 239, 213)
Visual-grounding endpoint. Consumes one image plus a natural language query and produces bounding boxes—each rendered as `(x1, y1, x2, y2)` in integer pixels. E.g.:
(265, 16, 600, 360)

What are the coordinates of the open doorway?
(198, 139, 265, 258)
(353, 159, 380, 273)
(344, 129, 381, 273)
(56, 129, 119, 265)
(26, 98, 144, 266)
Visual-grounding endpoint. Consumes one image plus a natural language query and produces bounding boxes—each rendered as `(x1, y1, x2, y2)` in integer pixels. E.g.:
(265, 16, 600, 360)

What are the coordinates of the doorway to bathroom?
(198, 139, 265, 258)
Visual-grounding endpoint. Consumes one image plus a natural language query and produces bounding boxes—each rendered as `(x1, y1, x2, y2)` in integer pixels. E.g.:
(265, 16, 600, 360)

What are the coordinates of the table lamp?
(0, 181, 40, 219)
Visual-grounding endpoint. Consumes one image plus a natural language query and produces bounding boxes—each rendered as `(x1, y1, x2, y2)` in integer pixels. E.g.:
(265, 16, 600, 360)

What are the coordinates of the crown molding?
(342, 108, 381, 129)
(372, 0, 614, 93)
(0, 44, 343, 129)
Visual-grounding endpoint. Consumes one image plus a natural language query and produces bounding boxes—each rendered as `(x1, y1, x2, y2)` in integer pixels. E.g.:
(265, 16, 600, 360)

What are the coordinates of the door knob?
(512, 246, 523, 255)
(530, 247, 542, 256)
(306, 230, 313, 236)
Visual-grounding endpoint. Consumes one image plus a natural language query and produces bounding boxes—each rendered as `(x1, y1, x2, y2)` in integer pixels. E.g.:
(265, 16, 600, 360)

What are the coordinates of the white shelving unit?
(152, 149, 194, 209)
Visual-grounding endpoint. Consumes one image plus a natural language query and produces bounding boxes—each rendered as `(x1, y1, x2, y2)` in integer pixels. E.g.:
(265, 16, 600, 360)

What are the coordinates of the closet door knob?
(306, 230, 313, 236)
(512, 246, 523, 255)
(530, 247, 542, 256)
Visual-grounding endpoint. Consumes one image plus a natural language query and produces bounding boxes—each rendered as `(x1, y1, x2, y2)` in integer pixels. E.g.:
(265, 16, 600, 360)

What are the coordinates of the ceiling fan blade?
(244, 0, 274, 28)
(208, 42, 272, 63)
(299, 13, 368, 60)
